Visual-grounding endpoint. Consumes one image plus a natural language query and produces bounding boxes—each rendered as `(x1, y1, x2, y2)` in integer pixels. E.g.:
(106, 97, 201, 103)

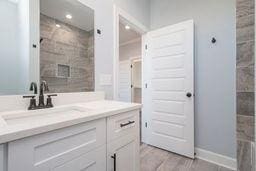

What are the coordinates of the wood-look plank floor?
(140, 144, 234, 171)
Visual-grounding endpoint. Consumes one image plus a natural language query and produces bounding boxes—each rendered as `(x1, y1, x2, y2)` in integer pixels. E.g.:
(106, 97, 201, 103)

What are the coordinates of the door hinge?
(131, 65, 133, 68)
(131, 85, 133, 88)
(145, 83, 148, 88)
(145, 122, 148, 128)
(145, 45, 148, 50)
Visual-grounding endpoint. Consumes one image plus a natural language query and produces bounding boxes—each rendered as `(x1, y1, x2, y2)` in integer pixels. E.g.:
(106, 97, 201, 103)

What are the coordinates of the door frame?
(113, 5, 148, 101)
(130, 57, 142, 103)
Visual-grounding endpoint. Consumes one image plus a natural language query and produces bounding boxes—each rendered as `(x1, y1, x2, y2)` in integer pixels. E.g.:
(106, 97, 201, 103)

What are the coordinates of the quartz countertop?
(0, 100, 142, 144)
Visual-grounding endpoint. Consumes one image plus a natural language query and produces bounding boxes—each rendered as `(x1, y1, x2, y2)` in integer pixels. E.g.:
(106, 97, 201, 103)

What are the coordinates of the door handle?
(111, 153, 116, 171)
(186, 92, 192, 98)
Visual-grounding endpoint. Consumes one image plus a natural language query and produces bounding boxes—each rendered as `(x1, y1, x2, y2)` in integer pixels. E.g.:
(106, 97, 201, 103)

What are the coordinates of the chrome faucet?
(38, 80, 49, 107)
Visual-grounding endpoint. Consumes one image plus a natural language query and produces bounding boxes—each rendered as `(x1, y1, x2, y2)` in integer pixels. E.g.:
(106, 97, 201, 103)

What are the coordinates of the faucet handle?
(23, 95, 37, 110)
(46, 94, 57, 108)
(23, 95, 35, 99)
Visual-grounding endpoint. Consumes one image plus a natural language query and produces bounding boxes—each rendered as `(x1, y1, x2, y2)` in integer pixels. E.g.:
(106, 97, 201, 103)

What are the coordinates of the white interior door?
(118, 60, 132, 102)
(144, 20, 194, 158)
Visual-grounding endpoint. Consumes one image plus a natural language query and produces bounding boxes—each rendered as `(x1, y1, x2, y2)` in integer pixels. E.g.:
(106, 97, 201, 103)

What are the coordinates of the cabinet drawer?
(107, 110, 140, 142)
(8, 118, 106, 171)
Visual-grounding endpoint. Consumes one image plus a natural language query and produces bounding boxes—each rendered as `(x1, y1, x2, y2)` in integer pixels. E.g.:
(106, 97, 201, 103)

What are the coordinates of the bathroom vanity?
(0, 93, 141, 171)
(0, 0, 141, 170)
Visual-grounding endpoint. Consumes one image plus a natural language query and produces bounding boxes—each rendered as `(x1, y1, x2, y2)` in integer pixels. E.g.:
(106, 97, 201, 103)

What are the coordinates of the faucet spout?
(40, 81, 49, 95)
(38, 80, 49, 107)
(29, 82, 38, 94)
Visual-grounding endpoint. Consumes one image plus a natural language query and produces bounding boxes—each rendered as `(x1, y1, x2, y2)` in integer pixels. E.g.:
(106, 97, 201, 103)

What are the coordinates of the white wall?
(79, 0, 149, 99)
(114, 0, 150, 28)
(150, 0, 236, 158)
(119, 40, 141, 61)
(0, 0, 20, 95)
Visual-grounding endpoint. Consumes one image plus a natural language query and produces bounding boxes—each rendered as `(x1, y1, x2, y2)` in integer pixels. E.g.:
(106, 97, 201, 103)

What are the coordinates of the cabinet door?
(107, 134, 140, 171)
(8, 119, 106, 171)
(53, 145, 106, 171)
(0, 144, 7, 171)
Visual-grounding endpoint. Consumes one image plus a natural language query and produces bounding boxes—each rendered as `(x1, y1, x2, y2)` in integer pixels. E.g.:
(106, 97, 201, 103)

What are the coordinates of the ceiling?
(119, 22, 141, 45)
(40, 0, 94, 31)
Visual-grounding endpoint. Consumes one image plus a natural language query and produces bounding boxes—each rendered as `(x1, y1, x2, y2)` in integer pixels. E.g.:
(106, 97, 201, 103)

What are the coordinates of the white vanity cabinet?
(8, 119, 107, 171)
(0, 144, 7, 171)
(4, 109, 140, 171)
(107, 111, 140, 171)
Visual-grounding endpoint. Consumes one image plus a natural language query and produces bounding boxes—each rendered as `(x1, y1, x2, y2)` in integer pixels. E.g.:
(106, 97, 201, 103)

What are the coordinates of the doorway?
(118, 21, 142, 103)
(114, 6, 194, 159)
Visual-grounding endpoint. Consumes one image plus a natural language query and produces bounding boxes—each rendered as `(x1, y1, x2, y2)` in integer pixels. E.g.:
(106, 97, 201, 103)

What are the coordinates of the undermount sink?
(1, 106, 91, 126)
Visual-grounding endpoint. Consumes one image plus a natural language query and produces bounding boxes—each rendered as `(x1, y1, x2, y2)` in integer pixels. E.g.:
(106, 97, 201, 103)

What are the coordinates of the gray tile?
(237, 140, 253, 171)
(237, 25, 255, 43)
(236, 67, 254, 92)
(252, 143, 255, 171)
(237, 41, 254, 67)
(236, 0, 255, 18)
(140, 146, 169, 171)
(190, 159, 219, 171)
(40, 13, 94, 93)
(218, 166, 235, 171)
(140, 144, 154, 158)
(140, 144, 233, 171)
(156, 153, 183, 171)
(237, 115, 254, 141)
(237, 92, 254, 116)
(237, 14, 254, 29)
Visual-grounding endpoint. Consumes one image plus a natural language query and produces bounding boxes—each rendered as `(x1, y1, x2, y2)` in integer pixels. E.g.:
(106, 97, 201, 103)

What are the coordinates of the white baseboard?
(195, 148, 237, 170)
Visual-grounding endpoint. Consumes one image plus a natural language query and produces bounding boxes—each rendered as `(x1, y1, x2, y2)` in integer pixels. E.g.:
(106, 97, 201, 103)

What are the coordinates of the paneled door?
(144, 20, 194, 158)
(118, 60, 132, 102)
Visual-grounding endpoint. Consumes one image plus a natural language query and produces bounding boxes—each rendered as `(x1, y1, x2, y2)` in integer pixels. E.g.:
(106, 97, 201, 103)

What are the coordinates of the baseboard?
(195, 148, 237, 170)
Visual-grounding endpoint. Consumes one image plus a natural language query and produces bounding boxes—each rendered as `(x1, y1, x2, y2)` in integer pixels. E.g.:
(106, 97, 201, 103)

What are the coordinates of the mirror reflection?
(0, 0, 30, 95)
(0, 0, 95, 95)
(40, 0, 95, 93)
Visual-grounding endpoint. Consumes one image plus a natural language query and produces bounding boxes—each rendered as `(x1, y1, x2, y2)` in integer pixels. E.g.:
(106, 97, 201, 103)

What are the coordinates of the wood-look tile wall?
(236, 0, 255, 170)
(40, 14, 94, 93)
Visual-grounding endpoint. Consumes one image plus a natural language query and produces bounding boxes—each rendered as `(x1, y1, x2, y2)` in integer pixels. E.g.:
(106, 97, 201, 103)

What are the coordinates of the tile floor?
(140, 144, 234, 171)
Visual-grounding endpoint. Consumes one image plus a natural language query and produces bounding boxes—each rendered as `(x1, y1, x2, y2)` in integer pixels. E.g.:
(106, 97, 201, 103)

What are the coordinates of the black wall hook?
(211, 37, 216, 44)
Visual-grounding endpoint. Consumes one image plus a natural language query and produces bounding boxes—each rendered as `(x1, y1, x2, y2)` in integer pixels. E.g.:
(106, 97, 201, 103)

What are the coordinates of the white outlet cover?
(100, 74, 112, 86)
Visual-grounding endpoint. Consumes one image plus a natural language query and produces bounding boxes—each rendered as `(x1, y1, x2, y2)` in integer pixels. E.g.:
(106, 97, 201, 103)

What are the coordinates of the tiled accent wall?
(40, 14, 94, 93)
(236, 0, 255, 170)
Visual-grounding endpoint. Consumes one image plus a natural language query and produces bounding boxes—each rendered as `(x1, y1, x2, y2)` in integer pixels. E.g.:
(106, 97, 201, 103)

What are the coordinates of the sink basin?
(1, 106, 90, 125)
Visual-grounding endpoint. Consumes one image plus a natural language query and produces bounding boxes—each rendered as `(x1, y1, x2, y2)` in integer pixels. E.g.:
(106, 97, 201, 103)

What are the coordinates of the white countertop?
(0, 100, 142, 144)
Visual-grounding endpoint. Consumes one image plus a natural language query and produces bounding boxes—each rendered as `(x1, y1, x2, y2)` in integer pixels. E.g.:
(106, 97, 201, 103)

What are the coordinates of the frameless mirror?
(0, 0, 95, 95)
(40, 0, 95, 93)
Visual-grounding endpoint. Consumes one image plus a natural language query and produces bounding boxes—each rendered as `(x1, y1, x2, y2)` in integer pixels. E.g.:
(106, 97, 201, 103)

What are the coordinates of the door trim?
(113, 5, 148, 101)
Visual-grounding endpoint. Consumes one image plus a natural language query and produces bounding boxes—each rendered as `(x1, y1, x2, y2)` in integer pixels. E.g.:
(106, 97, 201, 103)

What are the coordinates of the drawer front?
(8, 118, 106, 171)
(107, 110, 140, 142)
